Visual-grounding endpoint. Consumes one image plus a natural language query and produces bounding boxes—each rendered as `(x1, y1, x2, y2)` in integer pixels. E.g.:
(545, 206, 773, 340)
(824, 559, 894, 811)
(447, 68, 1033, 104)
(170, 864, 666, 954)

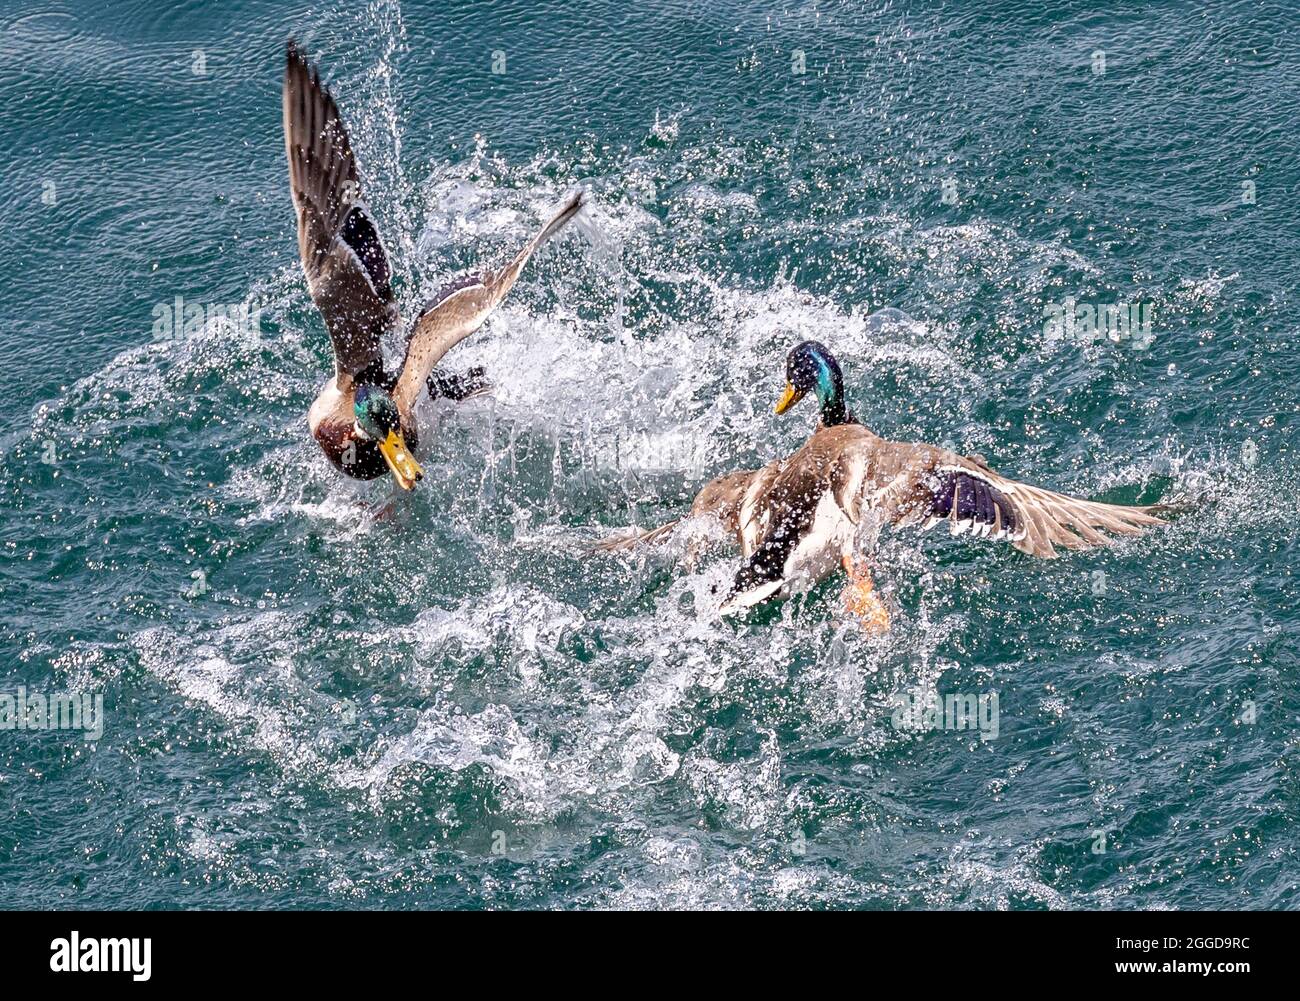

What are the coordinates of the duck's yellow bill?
(378, 429, 423, 491)
(774, 382, 805, 415)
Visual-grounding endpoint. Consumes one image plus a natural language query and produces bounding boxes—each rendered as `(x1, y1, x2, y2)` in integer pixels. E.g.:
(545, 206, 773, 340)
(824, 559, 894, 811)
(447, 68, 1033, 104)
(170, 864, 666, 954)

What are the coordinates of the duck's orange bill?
(774, 382, 805, 415)
(378, 429, 423, 490)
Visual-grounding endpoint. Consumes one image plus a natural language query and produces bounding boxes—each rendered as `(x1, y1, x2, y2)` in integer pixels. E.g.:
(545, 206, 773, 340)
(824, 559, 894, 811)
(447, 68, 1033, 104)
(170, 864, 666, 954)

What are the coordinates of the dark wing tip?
(286, 37, 309, 78)
(284, 38, 330, 100)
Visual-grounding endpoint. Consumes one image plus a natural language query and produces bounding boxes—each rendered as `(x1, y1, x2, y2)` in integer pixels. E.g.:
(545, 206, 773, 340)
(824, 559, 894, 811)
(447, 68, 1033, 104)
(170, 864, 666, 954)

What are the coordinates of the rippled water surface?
(1, 0, 1297, 909)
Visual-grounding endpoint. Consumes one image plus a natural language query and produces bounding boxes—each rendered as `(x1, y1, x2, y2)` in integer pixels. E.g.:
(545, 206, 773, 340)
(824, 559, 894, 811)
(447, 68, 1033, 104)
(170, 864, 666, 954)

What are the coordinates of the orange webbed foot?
(841, 555, 891, 633)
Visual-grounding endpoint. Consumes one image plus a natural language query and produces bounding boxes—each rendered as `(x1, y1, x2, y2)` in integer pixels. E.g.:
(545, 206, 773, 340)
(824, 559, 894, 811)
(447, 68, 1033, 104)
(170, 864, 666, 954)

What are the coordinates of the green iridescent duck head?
(353, 384, 423, 490)
(774, 340, 855, 427)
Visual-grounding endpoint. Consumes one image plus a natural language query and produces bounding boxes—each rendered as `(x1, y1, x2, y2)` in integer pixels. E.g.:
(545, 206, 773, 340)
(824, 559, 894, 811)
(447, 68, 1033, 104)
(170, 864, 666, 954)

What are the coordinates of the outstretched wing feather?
(283, 40, 397, 383)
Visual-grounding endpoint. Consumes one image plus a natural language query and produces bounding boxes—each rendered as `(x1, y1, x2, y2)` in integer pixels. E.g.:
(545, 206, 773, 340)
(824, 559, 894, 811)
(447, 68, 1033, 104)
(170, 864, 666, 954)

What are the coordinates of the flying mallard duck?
(596, 340, 1167, 630)
(284, 40, 584, 490)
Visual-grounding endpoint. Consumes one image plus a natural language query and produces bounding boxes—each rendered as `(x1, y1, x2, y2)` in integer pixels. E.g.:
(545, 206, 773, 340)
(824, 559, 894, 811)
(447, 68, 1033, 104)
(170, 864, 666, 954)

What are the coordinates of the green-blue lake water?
(1, 0, 1297, 909)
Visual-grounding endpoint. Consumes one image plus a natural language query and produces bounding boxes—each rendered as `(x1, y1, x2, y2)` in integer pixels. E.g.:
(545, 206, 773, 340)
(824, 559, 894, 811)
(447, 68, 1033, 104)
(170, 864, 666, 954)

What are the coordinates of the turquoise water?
(1, 0, 1297, 909)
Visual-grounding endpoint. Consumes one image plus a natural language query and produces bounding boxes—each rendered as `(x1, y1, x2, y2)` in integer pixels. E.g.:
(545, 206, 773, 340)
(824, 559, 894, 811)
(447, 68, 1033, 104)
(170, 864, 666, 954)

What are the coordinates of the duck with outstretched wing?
(284, 40, 584, 490)
(595, 340, 1169, 631)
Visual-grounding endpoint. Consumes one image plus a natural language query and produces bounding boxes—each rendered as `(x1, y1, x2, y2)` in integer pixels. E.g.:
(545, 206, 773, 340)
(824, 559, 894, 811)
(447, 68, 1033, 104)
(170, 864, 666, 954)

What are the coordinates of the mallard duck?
(597, 340, 1167, 629)
(284, 40, 584, 490)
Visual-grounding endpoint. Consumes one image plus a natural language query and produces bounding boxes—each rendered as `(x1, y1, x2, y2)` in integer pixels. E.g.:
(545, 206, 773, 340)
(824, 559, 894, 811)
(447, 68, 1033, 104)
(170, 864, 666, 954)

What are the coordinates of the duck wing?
(586, 464, 773, 553)
(867, 440, 1166, 558)
(284, 40, 398, 387)
(392, 189, 585, 413)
